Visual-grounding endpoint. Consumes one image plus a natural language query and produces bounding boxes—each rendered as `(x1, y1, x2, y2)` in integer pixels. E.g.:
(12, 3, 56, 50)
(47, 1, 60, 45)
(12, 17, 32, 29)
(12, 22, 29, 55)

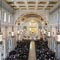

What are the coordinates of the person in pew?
(35, 40, 57, 60)
(7, 40, 30, 60)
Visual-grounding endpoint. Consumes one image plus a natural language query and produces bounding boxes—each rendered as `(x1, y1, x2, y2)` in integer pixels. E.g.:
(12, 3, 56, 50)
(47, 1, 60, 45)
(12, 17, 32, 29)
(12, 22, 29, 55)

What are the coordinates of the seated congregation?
(6, 39, 57, 60)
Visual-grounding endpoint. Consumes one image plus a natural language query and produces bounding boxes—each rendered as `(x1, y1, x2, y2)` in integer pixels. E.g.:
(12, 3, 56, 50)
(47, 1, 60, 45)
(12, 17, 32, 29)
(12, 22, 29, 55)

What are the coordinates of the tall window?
(4, 12, 6, 22)
(8, 14, 10, 23)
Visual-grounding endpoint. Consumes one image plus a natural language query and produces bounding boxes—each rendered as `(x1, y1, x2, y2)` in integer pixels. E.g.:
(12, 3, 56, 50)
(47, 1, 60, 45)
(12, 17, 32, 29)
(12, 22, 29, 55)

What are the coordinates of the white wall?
(49, 8, 60, 28)
(0, 6, 14, 38)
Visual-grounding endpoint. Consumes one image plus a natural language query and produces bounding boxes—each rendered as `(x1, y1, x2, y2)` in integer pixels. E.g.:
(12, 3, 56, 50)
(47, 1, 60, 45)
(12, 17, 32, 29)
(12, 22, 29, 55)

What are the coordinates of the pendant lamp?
(11, 13, 15, 38)
(0, 31, 2, 42)
(47, 26, 52, 37)
(17, 23, 20, 35)
(0, 4, 2, 43)
(11, 14, 14, 38)
(11, 26, 14, 38)
(17, 30, 20, 35)
(57, 9, 60, 42)
(43, 29, 46, 34)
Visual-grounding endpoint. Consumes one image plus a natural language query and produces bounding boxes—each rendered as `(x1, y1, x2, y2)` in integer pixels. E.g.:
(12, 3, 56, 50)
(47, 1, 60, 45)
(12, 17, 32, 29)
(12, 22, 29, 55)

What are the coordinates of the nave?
(6, 39, 57, 60)
(0, 0, 60, 60)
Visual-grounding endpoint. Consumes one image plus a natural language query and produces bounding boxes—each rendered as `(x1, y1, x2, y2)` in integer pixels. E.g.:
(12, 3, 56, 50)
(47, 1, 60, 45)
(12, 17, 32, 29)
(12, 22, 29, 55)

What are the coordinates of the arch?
(15, 12, 48, 25)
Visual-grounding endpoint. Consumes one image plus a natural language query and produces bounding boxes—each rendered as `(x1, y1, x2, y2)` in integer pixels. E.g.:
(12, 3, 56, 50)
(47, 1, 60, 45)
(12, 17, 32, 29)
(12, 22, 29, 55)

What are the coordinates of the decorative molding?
(0, 0, 14, 14)
(49, 2, 60, 14)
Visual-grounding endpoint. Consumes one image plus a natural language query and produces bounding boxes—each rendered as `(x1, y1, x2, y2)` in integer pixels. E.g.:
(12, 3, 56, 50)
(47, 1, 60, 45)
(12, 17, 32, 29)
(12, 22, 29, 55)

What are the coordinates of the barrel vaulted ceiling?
(4, 0, 59, 10)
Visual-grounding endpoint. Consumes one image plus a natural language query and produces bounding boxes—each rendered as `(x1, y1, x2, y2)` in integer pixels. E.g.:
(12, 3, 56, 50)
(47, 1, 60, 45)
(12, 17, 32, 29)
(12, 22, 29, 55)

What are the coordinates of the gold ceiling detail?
(49, 1, 58, 4)
(15, 13, 48, 26)
(38, 2, 47, 4)
(5, 0, 58, 10)
(28, 1, 36, 4)
(17, 2, 25, 4)
(15, 13, 47, 25)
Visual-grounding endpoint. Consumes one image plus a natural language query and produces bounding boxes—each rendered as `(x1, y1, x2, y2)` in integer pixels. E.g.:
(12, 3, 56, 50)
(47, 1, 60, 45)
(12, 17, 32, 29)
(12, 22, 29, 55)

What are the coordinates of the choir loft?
(0, 0, 60, 60)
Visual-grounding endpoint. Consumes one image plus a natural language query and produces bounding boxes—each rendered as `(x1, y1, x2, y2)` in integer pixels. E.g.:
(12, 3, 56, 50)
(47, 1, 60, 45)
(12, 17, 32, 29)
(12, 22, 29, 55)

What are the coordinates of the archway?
(15, 13, 48, 25)
(15, 13, 48, 40)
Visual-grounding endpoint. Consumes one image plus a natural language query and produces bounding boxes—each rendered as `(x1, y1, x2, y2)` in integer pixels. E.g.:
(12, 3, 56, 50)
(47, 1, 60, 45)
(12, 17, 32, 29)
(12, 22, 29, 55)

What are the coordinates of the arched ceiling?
(15, 13, 48, 25)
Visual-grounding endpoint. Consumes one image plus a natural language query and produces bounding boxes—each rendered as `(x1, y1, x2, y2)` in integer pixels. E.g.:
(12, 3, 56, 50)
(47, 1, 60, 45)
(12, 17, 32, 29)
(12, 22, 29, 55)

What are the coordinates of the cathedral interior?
(0, 0, 60, 60)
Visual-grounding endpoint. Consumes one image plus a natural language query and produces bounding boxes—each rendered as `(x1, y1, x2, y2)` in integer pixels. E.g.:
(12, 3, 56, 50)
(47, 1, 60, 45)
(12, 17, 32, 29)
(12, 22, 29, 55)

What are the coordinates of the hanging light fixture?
(42, 28, 46, 35)
(0, 1, 3, 43)
(11, 26, 15, 38)
(47, 31, 51, 37)
(11, 13, 15, 38)
(17, 23, 20, 35)
(17, 30, 20, 35)
(0, 21, 2, 42)
(44, 30, 46, 34)
(57, 8, 60, 42)
(47, 25, 52, 37)
(47, 26, 51, 37)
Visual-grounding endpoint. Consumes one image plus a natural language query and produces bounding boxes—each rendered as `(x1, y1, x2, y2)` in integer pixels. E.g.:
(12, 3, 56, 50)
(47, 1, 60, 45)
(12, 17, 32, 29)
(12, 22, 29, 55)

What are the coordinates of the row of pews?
(35, 39, 57, 60)
(6, 40, 30, 60)
(6, 39, 57, 60)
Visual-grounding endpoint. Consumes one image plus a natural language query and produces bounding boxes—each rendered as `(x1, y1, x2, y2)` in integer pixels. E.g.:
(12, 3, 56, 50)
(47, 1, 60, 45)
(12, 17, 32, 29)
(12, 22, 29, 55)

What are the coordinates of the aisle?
(28, 41, 36, 60)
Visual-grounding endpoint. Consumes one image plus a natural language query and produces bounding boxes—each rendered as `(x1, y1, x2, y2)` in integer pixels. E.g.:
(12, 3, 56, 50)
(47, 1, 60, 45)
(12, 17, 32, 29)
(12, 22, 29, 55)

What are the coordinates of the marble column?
(28, 41, 36, 60)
